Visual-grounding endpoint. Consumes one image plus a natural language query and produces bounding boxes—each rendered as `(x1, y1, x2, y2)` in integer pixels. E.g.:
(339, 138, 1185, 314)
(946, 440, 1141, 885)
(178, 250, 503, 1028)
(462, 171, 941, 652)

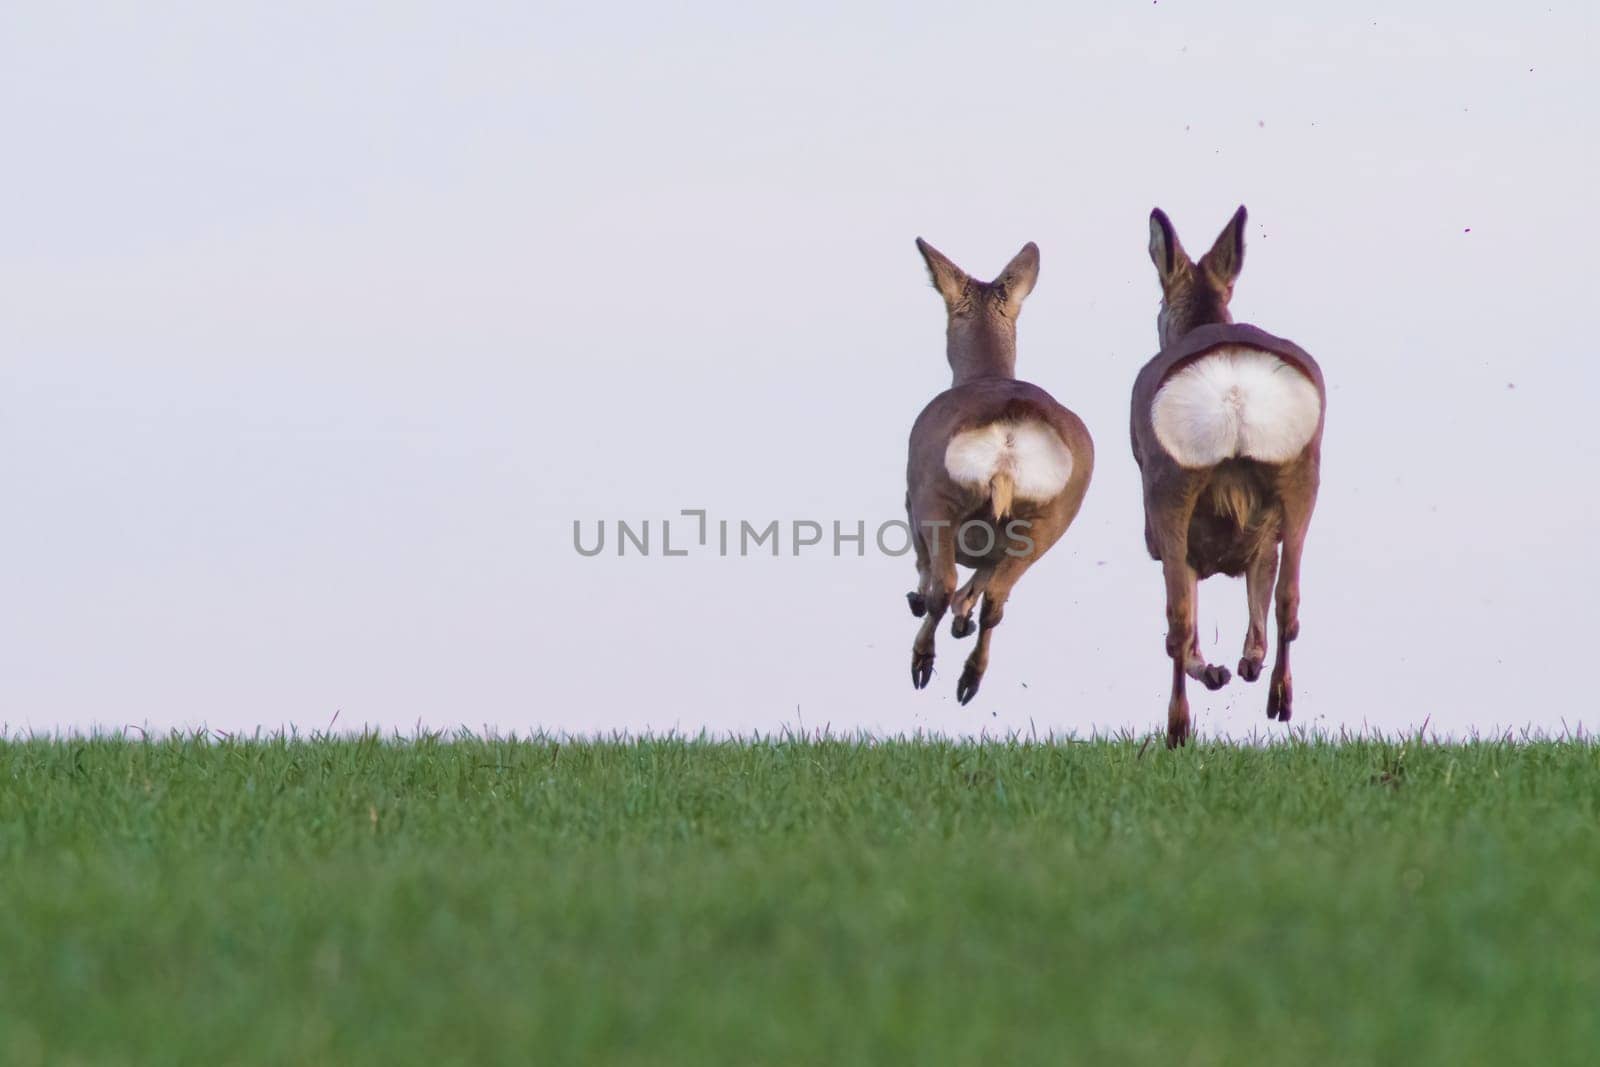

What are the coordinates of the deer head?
(915, 238, 1040, 385)
(1147, 205, 1247, 349)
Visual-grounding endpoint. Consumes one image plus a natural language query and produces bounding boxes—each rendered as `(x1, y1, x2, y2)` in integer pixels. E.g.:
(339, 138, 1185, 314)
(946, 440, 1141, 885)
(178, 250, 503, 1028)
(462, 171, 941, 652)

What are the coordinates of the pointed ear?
(1199, 205, 1247, 286)
(915, 237, 970, 308)
(1148, 208, 1189, 286)
(993, 242, 1039, 317)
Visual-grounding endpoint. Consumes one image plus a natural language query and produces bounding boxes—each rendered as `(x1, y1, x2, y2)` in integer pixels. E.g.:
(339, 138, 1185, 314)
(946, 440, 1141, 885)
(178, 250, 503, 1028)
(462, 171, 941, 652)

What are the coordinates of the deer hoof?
(911, 652, 934, 690)
(906, 592, 927, 618)
(1166, 726, 1189, 749)
(1237, 656, 1263, 683)
(956, 663, 982, 705)
(1267, 679, 1293, 721)
(950, 614, 974, 639)
(1200, 664, 1231, 691)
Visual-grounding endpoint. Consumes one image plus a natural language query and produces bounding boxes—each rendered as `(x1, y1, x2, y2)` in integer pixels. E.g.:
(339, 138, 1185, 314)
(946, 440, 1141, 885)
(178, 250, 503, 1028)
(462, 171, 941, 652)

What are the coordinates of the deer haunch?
(1151, 346, 1321, 468)
(943, 420, 1075, 519)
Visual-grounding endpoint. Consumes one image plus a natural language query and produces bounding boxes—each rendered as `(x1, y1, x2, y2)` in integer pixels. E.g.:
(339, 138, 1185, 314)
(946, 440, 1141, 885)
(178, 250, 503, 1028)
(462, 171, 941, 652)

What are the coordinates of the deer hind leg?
(1267, 487, 1314, 722)
(910, 523, 957, 689)
(906, 501, 930, 617)
(1183, 574, 1232, 692)
(1239, 545, 1279, 683)
(1153, 485, 1226, 746)
(1162, 554, 1200, 747)
(955, 554, 1033, 705)
(949, 567, 992, 639)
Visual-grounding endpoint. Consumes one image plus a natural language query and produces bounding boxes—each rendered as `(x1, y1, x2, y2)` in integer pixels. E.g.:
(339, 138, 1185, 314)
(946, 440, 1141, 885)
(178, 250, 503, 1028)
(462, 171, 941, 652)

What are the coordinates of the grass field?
(2, 734, 1597, 1065)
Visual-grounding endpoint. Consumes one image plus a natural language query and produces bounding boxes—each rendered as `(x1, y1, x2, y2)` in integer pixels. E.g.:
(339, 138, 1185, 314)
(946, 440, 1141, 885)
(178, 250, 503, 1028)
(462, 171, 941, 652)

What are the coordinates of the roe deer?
(905, 239, 1094, 703)
(1132, 206, 1325, 747)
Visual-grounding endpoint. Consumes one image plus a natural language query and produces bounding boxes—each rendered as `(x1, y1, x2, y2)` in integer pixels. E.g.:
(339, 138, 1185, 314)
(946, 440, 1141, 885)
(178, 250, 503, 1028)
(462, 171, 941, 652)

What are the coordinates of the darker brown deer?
(905, 239, 1094, 704)
(1130, 206, 1325, 747)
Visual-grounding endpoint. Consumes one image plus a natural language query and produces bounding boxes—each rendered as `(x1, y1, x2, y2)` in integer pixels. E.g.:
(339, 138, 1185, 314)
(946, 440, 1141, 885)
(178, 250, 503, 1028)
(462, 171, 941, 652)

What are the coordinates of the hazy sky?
(3, 2, 1595, 739)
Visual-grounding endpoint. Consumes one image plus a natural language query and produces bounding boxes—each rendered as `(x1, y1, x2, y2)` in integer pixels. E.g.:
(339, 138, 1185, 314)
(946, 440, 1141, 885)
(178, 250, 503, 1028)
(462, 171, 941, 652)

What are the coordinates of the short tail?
(1207, 465, 1261, 528)
(989, 469, 1015, 520)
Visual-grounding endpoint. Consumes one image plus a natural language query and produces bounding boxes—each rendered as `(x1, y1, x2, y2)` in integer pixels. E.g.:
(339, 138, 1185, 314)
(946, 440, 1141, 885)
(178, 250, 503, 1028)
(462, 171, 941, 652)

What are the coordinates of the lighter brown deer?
(905, 239, 1094, 704)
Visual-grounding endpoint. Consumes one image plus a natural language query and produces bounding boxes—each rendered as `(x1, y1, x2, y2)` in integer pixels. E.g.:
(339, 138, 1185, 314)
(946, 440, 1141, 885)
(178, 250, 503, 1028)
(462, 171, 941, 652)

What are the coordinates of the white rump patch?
(1151, 346, 1322, 468)
(944, 420, 1074, 501)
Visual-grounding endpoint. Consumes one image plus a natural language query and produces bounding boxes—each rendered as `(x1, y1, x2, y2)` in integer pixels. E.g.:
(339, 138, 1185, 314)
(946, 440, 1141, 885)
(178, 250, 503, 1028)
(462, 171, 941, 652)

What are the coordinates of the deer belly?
(943, 420, 1074, 501)
(1151, 346, 1321, 468)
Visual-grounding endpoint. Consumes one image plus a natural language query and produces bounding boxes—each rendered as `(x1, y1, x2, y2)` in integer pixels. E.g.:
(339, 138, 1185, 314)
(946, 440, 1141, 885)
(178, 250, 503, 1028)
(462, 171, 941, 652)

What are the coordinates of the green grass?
(2, 734, 1597, 1065)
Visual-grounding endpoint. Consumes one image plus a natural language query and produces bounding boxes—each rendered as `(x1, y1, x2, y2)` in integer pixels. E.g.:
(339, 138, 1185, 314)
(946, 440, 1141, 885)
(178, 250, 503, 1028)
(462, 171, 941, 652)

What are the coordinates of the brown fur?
(904, 239, 1095, 704)
(1206, 463, 1261, 532)
(1132, 207, 1326, 747)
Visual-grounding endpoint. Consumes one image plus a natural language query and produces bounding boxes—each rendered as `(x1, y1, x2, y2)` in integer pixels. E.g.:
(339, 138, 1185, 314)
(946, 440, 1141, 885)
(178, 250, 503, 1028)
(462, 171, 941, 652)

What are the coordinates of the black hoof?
(907, 592, 927, 618)
(911, 653, 934, 690)
(1200, 664, 1231, 691)
(956, 664, 982, 705)
(951, 615, 974, 639)
(1238, 657, 1263, 683)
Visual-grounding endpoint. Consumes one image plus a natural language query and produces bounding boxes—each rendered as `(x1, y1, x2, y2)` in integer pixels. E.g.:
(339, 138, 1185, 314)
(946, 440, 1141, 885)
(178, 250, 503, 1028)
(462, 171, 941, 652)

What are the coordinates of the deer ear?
(992, 242, 1039, 316)
(1200, 205, 1247, 285)
(1148, 208, 1189, 286)
(916, 237, 970, 308)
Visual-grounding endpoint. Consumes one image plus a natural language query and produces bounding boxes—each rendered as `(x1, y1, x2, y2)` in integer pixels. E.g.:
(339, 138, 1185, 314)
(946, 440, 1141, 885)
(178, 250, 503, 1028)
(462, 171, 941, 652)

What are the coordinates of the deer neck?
(947, 323, 1017, 385)
(1158, 295, 1232, 350)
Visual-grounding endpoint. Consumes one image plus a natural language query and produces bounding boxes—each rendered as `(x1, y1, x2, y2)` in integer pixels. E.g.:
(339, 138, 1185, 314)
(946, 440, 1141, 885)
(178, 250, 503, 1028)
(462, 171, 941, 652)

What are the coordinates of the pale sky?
(2, 2, 1595, 739)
